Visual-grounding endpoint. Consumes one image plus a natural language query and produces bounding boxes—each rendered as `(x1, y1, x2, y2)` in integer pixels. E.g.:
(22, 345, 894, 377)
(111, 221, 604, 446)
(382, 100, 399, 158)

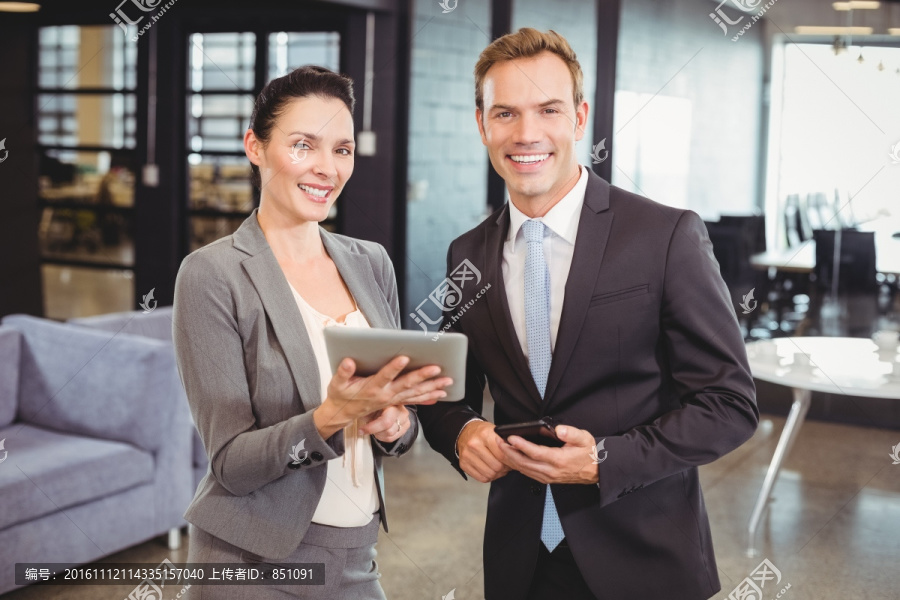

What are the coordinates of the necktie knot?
(523, 219, 545, 244)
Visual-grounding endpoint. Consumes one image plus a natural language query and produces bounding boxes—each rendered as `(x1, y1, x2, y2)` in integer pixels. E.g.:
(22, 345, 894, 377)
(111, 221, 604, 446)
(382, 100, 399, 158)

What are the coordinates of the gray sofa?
(68, 306, 209, 489)
(0, 314, 194, 595)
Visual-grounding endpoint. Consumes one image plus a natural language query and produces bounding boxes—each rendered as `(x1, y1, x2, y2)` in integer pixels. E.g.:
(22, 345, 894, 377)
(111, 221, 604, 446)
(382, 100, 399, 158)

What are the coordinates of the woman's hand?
(313, 355, 451, 440)
(359, 405, 410, 443)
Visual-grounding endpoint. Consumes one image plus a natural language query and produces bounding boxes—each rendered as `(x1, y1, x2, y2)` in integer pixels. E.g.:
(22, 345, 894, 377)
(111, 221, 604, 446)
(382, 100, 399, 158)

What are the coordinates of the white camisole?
(288, 283, 380, 527)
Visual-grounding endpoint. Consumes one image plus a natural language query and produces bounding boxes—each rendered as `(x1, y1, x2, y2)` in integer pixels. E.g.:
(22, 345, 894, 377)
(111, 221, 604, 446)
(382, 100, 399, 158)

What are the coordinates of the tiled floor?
(5, 412, 900, 600)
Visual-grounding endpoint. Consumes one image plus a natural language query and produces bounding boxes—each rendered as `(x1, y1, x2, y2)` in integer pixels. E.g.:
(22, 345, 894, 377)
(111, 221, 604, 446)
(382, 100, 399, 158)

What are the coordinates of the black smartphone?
(495, 417, 564, 447)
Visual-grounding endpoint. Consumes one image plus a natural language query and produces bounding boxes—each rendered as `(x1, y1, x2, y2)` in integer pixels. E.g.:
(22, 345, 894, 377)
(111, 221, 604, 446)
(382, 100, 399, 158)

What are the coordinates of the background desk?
(750, 235, 900, 274)
(744, 337, 900, 555)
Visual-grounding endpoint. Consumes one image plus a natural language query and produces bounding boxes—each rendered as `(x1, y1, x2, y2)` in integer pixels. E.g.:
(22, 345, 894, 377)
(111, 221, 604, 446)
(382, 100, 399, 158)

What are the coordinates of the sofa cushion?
(3, 314, 176, 453)
(0, 327, 20, 428)
(0, 424, 154, 530)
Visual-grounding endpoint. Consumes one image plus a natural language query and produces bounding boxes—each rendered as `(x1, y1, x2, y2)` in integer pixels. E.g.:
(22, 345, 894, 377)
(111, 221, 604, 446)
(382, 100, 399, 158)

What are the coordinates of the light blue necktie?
(522, 219, 564, 552)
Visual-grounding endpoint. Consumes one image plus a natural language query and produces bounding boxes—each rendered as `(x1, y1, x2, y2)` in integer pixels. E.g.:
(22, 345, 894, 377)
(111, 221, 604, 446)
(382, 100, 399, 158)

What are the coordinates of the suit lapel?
(543, 173, 613, 409)
(484, 205, 544, 409)
(242, 248, 325, 413)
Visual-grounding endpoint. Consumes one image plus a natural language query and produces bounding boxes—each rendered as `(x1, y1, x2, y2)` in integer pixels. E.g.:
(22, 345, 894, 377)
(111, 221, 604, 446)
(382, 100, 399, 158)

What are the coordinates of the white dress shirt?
(503, 165, 588, 358)
(288, 283, 380, 527)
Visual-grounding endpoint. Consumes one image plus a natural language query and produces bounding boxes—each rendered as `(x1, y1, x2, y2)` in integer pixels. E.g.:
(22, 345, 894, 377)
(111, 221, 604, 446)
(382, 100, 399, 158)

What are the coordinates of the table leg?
(746, 387, 812, 556)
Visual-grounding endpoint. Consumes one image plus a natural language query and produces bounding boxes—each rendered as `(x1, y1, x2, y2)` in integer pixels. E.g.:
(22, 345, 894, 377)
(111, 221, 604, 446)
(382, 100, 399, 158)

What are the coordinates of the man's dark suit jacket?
(418, 170, 758, 600)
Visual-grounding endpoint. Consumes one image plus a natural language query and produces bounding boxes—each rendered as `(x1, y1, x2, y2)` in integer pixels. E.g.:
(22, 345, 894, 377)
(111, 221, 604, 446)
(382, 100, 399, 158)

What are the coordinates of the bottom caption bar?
(15, 561, 325, 586)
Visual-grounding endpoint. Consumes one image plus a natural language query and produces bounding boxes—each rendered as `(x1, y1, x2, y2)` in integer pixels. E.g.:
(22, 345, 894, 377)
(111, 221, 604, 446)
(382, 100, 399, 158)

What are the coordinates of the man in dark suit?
(417, 28, 758, 600)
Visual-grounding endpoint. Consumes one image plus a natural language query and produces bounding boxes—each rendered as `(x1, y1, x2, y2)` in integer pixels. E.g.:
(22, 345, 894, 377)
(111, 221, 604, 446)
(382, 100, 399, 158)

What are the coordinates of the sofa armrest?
(2, 314, 182, 454)
(0, 326, 21, 428)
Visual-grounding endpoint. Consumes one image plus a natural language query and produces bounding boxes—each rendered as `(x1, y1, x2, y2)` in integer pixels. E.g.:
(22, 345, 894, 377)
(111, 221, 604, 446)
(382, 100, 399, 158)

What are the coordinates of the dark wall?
(0, 16, 43, 319)
(340, 10, 405, 255)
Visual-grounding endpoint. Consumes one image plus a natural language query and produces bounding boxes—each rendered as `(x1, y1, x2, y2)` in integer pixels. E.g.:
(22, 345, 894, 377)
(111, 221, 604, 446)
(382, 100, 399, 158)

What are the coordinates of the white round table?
(744, 337, 900, 556)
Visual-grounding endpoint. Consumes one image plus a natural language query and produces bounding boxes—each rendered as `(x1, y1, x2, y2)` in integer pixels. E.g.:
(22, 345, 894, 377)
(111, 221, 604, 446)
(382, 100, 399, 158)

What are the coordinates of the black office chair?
(706, 217, 765, 290)
(813, 229, 877, 294)
(707, 216, 780, 338)
(810, 229, 878, 337)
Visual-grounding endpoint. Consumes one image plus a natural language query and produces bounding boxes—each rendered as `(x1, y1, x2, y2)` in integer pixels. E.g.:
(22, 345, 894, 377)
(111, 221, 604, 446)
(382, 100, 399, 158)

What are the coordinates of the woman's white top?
(288, 282, 380, 527)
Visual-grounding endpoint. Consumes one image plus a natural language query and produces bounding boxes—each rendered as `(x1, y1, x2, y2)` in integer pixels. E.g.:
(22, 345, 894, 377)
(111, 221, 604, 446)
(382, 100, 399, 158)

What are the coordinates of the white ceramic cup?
(873, 330, 900, 352)
(793, 352, 813, 369)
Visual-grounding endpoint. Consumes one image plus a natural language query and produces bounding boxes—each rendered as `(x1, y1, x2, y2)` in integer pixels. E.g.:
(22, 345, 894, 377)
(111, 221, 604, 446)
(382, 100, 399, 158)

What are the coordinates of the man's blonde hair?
(474, 27, 584, 113)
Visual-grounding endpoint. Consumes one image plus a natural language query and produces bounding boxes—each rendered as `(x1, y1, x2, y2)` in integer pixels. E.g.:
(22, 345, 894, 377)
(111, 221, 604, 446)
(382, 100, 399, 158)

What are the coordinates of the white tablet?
(323, 327, 468, 401)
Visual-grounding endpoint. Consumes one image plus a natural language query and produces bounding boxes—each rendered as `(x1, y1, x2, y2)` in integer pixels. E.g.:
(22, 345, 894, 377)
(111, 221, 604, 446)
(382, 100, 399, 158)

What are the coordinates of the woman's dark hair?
(248, 65, 355, 189)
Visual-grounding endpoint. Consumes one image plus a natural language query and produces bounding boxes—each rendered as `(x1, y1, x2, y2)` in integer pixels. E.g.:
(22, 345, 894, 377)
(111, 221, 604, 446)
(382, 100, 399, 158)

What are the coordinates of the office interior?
(0, 0, 899, 598)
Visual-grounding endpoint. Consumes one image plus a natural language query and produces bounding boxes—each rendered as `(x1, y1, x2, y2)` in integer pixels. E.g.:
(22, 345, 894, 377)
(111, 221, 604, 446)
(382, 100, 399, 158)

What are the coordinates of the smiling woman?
(173, 66, 452, 599)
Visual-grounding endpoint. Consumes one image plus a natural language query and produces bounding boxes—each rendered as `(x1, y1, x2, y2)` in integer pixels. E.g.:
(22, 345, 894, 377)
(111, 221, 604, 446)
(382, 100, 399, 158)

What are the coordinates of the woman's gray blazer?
(172, 209, 418, 559)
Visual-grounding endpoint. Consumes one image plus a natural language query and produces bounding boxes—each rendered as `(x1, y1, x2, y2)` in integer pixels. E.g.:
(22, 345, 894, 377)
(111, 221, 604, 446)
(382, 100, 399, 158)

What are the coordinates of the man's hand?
(499, 425, 599, 485)
(457, 420, 511, 483)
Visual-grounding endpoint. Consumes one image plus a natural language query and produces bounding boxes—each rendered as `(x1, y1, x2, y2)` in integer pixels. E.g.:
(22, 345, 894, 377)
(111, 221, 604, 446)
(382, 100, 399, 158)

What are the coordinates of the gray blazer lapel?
(241, 249, 324, 413)
(321, 230, 394, 330)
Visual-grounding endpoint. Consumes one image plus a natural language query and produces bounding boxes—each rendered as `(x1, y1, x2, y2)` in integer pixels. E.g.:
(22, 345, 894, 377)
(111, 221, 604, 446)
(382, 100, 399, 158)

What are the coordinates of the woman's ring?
(395, 419, 402, 433)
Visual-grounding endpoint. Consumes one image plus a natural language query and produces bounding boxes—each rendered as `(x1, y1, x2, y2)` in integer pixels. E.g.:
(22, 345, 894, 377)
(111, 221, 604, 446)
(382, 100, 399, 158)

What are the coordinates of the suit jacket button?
(288, 461, 302, 470)
(531, 484, 543, 496)
(301, 457, 312, 466)
(310, 451, 324, 461)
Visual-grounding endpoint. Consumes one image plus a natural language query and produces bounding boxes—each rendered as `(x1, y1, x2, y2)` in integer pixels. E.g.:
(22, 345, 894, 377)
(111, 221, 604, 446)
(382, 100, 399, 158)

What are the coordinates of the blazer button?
(531, 483, 543, 496)
(310, 451, 324, 461)
(301, 457, 312, 466)
(288, 461, 302, 470)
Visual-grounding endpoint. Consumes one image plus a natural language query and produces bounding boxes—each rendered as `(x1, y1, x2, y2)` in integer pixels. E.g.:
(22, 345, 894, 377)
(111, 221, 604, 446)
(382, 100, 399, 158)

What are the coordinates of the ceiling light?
(832, 1, 880, 9)
(794, 26, 874, 35)
(0, 2, 41, 10)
